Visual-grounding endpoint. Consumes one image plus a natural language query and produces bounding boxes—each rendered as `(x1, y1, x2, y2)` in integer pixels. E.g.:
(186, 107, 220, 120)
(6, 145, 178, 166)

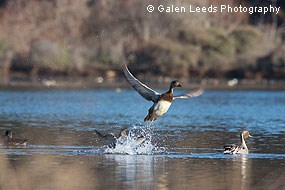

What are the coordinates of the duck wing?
(173, 88, 204, 99)
(224, 144, 237, 150)
(94, 130, 106, 138)
(223, 144, 238, 154)
(122, 63, 160, 102)
(95, 130, 117, 148)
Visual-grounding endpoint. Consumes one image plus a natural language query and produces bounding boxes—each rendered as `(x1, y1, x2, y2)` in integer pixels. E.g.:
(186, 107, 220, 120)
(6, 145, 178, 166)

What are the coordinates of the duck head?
(5, 130, 13, 138)
(119, 129, 127, 137)
(168, 80, 182, 93)
(240, 130, 252, 139)
(170, 80, 182, 88)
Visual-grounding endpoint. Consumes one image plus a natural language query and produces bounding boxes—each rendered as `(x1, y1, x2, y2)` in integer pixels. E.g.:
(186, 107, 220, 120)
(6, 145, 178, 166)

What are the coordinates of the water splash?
(104, 124, 166, 155)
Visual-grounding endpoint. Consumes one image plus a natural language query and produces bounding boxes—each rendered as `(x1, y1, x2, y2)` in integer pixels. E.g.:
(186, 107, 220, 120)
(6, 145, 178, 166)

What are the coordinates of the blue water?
(0, 89, 285, 189)
(0, 89, 284, 155)
(1, 90, 284, 129)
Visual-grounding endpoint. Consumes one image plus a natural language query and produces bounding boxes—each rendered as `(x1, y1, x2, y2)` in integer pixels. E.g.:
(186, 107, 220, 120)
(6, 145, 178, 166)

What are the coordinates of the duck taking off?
(95, 129, 145, 148)
(223, 131, 252, 154)
(122, 64, 204, 122)
(95, 129, 127, 148)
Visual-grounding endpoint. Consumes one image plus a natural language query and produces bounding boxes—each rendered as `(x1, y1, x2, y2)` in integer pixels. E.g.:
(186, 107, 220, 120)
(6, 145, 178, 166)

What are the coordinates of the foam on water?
(104, 124, 166, 155)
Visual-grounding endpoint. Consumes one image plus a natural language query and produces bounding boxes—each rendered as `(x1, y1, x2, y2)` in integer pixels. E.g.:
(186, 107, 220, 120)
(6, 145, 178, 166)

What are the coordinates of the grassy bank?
(0, 0, 284, 82)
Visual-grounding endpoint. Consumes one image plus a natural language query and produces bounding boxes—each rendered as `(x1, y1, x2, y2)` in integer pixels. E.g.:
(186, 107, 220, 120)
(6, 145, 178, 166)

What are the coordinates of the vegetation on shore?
(0, 0, 284, 86)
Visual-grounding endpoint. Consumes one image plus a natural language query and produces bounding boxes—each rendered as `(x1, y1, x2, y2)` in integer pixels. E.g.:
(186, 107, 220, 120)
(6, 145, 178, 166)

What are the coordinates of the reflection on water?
(104, 155, 156, 189)
(0, 89, 284, 189)
(0, 147, 285, 189)
(0, 154, 97, 190)
(230, 156, 251, 190)
(241, 157, 249, 180)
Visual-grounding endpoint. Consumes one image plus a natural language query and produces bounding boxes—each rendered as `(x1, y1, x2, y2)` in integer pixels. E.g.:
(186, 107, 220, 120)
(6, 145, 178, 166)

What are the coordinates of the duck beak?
(177, 84, 182, 87)
(249, 134, 253, 137)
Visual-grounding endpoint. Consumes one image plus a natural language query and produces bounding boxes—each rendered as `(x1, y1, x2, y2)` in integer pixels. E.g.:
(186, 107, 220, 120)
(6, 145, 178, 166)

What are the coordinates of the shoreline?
(0, 77, 284, 91)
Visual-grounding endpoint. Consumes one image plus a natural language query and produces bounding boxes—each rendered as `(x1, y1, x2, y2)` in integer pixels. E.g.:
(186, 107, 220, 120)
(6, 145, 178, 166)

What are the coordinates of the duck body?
(95, 129, 127, 148)
(95, 131, 117, 148)
(224, 131, 252, 154)
(122, 64, 203, 122)
(95, 129, 146, 148)
(224, 144, 248, 154)
(6, 138, 28, 146)
(144, 91, 174, 122)
(145, 100, 171, 122)
(4, 130, 28, 146)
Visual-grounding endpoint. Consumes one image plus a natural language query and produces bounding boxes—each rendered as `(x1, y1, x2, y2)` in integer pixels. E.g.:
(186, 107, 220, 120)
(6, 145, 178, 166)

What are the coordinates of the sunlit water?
(0, 89, 284, 189)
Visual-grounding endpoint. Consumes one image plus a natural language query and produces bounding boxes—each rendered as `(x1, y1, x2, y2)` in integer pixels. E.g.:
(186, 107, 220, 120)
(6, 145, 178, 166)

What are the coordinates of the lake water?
(0, 89, 284, 189)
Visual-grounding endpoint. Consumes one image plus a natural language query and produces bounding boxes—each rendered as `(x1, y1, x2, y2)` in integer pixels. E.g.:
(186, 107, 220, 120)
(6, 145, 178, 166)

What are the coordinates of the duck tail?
(144, 115, 155, 122)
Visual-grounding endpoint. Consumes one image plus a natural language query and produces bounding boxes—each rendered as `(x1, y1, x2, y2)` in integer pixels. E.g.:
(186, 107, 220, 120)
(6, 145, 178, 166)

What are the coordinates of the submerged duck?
(95, 129, 127, 148)
(122, 64, 204, 122)
(223, 131, 252, 154)
(4, 130, 28, 146)
(95, 129, 145, 148)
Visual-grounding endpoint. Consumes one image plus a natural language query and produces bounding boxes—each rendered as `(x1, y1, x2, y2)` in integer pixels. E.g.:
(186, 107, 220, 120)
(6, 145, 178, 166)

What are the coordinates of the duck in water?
(95, 129, 127, 148)
(95, 129, 145, 148)
(4, 130, 28, 146)
(122, 64, 204, 122)
(223, 130, 252, 154)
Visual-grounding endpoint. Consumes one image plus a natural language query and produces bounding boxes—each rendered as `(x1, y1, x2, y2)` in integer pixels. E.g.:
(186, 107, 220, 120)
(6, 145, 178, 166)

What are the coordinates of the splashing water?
(104, 124, 166, 155)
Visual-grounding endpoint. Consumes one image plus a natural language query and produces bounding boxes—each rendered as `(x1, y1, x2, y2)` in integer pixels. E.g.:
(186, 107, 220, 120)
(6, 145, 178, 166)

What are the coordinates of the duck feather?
(173, 88, 204, 99)
(122, 63, 160, 102)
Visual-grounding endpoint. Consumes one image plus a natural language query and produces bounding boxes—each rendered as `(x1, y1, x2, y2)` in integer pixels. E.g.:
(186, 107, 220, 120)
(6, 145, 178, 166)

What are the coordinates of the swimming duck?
(122, 64, 204, 122)
(223, 131, 252, 154)
(4, 130, 28, 146)
(95, 129, 127, 148)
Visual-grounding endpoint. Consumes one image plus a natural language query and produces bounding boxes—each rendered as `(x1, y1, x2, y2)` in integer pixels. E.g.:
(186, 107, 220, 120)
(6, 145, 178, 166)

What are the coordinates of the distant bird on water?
(223, 130, 252, 154)
(4, 130, 28, 146)
(122, 64, 204, 122)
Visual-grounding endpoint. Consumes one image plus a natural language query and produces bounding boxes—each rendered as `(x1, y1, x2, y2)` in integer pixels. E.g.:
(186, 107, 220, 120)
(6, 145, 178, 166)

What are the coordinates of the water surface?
(0, 89, 284, 189)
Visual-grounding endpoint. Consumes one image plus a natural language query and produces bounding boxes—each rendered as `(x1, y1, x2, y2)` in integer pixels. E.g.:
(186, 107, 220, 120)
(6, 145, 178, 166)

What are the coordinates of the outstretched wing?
(122, 63, 160, 102)
(173, 88, 204, 99)
(94, 130, 105, 138)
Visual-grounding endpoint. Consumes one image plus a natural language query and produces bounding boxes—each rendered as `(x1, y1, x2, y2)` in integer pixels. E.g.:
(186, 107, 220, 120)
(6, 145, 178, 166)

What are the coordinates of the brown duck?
(4, 130, 28, 146)
(95, 129, 146, 148)
(95, 129, 127, 148)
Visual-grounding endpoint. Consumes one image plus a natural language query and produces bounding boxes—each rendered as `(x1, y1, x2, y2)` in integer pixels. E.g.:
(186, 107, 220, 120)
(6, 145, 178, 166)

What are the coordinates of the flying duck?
(122, 64, 204, 122)
(223, 131, 252, 154)
(4, 130, 28, 146)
